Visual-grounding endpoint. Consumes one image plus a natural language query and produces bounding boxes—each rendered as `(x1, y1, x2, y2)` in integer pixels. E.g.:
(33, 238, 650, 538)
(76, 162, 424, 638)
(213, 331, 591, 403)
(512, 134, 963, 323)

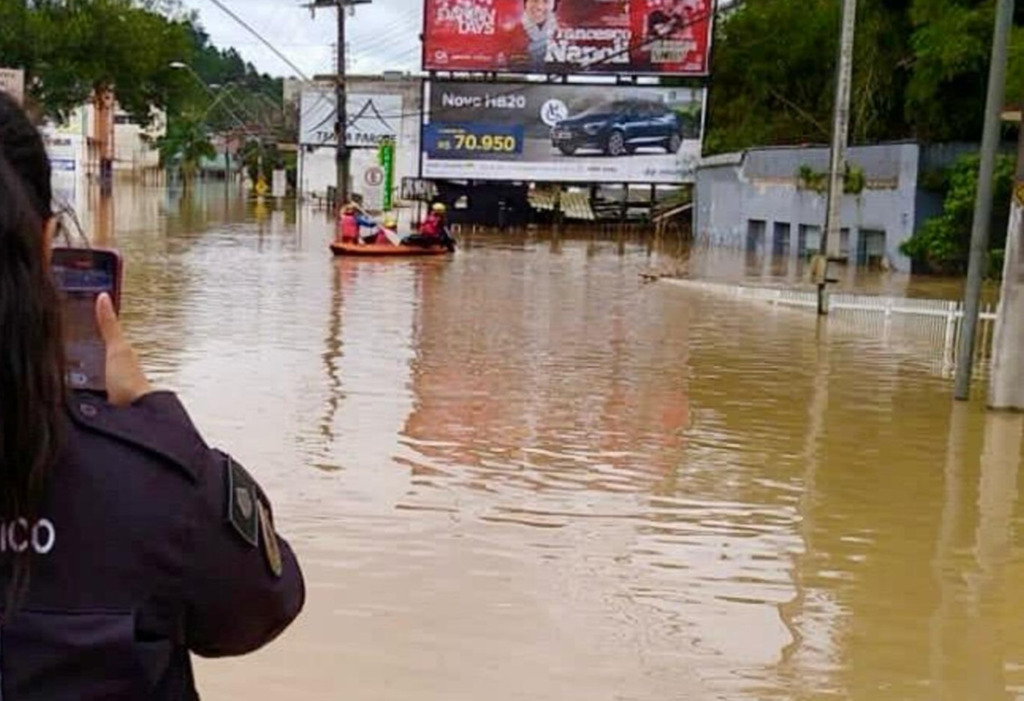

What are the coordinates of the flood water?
(79, 184, 1024, 700)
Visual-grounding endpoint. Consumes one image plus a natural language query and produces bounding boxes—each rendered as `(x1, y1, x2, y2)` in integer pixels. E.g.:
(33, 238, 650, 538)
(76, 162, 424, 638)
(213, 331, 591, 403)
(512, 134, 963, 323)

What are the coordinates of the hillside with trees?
(706, 0, 1024, 152)
(706, 0, 1024, 273)
(0, 0, 290, 178)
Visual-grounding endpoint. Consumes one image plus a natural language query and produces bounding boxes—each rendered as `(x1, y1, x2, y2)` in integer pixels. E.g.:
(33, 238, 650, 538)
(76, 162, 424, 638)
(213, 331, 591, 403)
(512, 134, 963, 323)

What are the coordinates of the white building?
(111, 106, 165, 175)
(298, 74, 422, 208)
(46, 100, 165, 181)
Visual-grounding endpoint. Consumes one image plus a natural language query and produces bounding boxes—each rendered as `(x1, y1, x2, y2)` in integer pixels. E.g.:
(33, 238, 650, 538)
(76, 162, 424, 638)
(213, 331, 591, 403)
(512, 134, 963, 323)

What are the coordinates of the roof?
(698, 152, 744, 168)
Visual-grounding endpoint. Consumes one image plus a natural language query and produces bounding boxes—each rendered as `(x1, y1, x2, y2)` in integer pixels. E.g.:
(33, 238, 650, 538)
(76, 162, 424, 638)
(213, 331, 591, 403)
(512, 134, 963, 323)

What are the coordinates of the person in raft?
(403, 203, 456, 251)
(337, 203, 378, 244)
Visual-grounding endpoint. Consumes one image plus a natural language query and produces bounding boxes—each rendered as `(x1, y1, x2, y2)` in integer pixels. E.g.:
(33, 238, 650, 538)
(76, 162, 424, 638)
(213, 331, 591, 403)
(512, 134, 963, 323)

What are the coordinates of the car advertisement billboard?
(421, 81, 704, 184)
(422, 0, 713, 76)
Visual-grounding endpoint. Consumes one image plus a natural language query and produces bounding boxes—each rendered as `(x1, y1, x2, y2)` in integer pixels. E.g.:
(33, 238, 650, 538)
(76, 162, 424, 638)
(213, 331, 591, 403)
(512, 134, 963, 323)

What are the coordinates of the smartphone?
(50, 248, 123, 391)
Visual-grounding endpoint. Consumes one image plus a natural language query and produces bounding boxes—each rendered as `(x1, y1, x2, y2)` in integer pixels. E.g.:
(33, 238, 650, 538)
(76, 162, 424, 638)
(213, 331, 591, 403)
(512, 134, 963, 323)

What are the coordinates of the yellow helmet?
(383, 217, 397, 228)
(431, 202, 447, 214)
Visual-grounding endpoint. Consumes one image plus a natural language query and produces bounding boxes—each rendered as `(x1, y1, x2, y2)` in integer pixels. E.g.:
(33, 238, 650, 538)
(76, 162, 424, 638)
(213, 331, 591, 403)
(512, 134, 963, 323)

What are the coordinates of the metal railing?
(663, 278, 998, 378)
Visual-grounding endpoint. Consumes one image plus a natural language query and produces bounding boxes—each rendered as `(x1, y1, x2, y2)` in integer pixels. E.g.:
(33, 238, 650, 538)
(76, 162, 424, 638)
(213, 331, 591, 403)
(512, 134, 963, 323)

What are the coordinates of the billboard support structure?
(417, 0, 718, 220)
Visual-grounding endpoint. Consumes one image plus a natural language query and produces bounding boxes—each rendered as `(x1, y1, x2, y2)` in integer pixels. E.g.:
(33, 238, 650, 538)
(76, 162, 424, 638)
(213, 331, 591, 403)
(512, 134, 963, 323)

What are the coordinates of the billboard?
(300, 90, 404, 147)
(422, 0, 713, 75)
(421, 81, 704, 184)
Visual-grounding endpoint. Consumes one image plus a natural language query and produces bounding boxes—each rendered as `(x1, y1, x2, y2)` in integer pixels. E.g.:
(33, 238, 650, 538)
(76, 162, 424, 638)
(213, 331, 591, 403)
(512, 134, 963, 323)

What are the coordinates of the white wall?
(298, 76, 422, 206)
(695, 144, 921, 273)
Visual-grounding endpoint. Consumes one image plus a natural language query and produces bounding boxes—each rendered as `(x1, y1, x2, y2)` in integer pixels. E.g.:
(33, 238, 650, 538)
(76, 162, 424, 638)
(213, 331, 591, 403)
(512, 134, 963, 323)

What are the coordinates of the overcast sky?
(180, 0, 423, 78)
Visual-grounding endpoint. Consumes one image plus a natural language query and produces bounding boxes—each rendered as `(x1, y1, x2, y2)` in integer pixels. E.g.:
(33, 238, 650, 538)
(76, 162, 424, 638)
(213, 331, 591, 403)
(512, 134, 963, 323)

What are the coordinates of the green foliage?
(899, 153, 1016, 273)
(844, 163, 866, 195)
(156, 114, 216, 182)
(706, 0, 911, 153)
(795, 163, 866, 195)
(706, 0, 1024, 152)
(0, 1, 288, 144)
(0, 0, 192, 124)
(181, 24, 288, 140)
(797, 164, 828, 193)
(239, 140, 294, 184)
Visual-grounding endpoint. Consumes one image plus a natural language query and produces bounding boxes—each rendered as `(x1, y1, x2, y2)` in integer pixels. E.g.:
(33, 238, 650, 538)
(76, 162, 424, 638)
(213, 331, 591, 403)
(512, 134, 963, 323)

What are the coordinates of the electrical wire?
(204, 0, 315, 80)
(199, 0, 725, 143)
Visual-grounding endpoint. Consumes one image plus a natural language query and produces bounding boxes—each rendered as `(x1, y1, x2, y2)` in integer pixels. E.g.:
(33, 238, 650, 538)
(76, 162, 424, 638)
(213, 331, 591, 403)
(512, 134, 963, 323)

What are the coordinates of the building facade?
(297, 74, 422, 208)
(695, 143, 934, 273)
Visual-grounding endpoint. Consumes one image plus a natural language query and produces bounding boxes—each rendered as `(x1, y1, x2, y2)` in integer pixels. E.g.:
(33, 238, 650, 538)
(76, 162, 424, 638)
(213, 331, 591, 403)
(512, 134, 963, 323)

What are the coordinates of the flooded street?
(84, 185, 1024, 700)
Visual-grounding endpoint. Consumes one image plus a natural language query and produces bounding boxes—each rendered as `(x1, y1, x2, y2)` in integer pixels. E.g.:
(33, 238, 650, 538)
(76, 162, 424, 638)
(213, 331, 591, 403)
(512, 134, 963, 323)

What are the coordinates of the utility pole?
(308, 0, 370, 208)
(336, 3, 348, 206)
(815, 0, 858, 315)
(954, 0, 1014, 401)
(987, 105, 1024, 410)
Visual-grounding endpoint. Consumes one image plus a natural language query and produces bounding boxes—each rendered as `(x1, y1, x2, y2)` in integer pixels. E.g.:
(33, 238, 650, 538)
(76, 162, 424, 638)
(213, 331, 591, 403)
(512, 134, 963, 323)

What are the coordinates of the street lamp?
(169, 61, 269, 183)
(169, 62, 268, 137)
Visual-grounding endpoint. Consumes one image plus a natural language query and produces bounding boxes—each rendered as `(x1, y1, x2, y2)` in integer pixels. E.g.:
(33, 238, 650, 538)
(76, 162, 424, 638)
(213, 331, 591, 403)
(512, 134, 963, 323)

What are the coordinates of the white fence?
(663, 279, 998, 378)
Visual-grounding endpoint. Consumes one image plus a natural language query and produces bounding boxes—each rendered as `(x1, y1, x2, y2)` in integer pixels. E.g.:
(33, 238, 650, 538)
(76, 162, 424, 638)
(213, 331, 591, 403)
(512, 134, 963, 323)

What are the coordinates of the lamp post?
(169, 62, 252, 133)
(169, 62, 266, 184)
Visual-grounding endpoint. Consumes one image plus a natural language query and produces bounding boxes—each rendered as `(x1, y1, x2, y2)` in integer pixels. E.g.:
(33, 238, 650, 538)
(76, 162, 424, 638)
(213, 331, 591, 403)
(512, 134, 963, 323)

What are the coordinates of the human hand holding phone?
(95, 293, 152, 407)
(51, 247, 151, 405)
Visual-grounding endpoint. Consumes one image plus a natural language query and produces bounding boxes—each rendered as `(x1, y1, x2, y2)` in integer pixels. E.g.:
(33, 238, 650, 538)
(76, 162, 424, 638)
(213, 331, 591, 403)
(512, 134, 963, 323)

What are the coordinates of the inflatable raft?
(330, 242, 451, 257)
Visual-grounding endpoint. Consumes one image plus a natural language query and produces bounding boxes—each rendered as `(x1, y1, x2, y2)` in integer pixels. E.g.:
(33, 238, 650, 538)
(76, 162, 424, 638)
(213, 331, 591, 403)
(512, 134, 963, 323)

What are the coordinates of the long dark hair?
(0, 92, 65, 531)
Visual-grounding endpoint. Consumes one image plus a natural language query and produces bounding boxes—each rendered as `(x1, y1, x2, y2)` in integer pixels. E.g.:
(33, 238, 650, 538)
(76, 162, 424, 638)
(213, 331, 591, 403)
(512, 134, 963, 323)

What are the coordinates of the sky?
(180, 0, 423, 79)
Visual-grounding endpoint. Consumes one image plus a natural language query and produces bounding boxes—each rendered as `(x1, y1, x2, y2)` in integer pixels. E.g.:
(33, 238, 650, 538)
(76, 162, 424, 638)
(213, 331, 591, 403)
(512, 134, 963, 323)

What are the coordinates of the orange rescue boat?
(330, 241, 451, 257)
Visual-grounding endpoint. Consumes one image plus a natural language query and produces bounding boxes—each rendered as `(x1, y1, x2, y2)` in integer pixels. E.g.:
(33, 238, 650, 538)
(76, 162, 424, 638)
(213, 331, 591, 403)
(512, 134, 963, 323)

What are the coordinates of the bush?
(796, 163, 865, 194)
(900, 153, 1015, 275)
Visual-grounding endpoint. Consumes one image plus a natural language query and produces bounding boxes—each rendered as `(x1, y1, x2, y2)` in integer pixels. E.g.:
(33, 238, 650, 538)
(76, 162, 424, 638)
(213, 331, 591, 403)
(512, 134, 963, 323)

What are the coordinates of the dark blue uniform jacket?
(0, 391, 305, 700)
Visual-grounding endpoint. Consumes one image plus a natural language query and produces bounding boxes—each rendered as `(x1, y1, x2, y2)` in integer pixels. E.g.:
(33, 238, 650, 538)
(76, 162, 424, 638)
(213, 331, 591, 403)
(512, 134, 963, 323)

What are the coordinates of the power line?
(204, 0, 314, 80)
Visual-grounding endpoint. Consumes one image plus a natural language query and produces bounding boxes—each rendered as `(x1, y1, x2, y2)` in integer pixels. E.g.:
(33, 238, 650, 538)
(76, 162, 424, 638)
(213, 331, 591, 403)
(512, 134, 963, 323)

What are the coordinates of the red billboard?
(422, 0, 713, 76)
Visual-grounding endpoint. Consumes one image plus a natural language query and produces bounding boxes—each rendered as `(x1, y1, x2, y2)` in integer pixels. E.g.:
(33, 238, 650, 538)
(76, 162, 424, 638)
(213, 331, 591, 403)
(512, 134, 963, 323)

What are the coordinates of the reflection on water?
(77, 185, 1024, 700)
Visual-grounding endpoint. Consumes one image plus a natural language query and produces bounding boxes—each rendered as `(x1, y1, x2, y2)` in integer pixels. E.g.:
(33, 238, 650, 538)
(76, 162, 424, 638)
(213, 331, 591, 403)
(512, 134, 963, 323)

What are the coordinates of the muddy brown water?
(77, 185, 1024, 700)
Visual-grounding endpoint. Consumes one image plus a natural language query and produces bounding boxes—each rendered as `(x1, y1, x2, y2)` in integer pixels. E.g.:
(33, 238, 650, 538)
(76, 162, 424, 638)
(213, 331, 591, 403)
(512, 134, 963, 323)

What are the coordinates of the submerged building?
(694, 142, 973, 274)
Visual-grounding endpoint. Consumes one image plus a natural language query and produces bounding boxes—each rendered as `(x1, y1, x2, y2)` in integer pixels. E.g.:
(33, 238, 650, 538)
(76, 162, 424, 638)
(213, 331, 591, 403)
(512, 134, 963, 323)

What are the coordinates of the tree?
(157, 114, 216, 185)
(705, 0, 1024, 153)
(899, 152, 1016, 274)
(705, 0, 912, 154)
(1, 0, 193, 124)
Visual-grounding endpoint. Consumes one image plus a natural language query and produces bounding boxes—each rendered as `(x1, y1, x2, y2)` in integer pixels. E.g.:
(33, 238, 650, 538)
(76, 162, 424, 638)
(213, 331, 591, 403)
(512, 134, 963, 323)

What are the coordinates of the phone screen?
(51, 250, 121, 391)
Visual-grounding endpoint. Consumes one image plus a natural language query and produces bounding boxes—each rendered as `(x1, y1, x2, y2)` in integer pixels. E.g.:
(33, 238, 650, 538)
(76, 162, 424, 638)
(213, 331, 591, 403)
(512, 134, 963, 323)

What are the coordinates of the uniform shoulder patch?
(258, 501, 283, 578)
(224, 455, 260, 547)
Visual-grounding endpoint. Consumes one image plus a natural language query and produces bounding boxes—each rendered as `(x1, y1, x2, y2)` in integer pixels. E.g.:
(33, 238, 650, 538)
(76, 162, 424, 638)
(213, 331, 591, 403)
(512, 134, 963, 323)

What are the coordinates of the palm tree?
(157, 115, 217, 187)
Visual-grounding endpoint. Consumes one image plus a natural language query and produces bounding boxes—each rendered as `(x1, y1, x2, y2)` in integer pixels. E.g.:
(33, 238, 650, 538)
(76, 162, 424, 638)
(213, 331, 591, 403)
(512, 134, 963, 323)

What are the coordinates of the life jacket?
(419, 214, 443, 239)
(339, 214, 359, 242)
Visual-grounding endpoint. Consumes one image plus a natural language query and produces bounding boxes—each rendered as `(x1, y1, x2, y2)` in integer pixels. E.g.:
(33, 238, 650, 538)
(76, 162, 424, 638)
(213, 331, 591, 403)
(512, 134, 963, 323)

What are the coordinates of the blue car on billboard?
(550, 99, 685, 157)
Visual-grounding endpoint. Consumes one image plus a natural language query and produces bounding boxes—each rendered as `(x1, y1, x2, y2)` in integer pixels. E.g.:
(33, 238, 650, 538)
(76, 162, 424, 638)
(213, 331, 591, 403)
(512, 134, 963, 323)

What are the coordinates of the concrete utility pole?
(816, 0, 858, 315)
(954, 0, 1014, 401)
(988, 105, 1024, 410)
(308, 0, 370, 207)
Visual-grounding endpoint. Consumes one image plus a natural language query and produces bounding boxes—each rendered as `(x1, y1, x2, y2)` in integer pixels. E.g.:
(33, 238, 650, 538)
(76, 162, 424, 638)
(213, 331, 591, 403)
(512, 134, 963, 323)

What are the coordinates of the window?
(773, 222, 791, 255)
(840, 228, 851, 257)
(858, 229, 886, 268)
(798, 225, 822, 257)
(747, 219, 767, 253)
